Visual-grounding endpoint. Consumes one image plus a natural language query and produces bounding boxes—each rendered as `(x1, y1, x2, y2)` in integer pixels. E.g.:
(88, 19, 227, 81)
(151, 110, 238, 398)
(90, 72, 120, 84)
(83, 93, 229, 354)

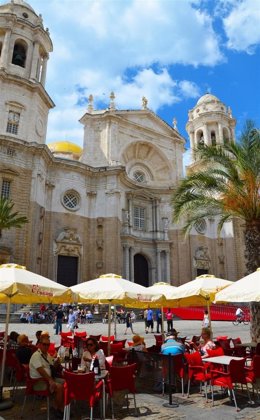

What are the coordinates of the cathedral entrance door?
(134, 254, 149, 287)
(57, 255, 78, 287)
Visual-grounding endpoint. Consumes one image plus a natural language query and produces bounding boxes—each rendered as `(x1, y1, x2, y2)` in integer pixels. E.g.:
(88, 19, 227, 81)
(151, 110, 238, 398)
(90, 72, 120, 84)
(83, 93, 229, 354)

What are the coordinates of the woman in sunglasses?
(81, 337, 106, 371)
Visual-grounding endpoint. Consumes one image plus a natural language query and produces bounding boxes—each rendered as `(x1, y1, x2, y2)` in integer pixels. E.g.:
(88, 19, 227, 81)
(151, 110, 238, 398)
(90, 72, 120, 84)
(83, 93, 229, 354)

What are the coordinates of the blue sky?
(8, 0, 260, 151)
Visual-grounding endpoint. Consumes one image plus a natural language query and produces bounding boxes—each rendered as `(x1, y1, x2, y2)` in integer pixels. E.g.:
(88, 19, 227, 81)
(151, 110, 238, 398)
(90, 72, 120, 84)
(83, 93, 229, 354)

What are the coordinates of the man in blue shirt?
(145, 307, 154, 334)
(161, 330, 185, 355)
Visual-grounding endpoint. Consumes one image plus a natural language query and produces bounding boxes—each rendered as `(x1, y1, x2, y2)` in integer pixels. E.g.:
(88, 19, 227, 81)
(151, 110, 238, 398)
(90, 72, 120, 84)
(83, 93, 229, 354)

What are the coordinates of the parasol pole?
(161, 306, 165, 341)
(206, 298, 212, 337)
(108, 302, 112, 356)
(0, 298, 13, 408)
(113, 305, 117, 339)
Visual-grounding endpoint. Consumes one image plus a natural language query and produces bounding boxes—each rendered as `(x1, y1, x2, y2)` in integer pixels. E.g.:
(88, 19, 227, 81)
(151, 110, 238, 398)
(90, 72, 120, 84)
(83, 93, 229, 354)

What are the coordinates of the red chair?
(113, 339, 127, 347)
(110, 343, 123, 354)
(184, 351, 211, 401)
(218, 339, 233, 356)
(21, 366, 50, 419)
(206, 347, 224, 357)
(63, 370, 103, 420)
(60, 332, 74, 348)
(162, 354, 185, 396)
(210, 358, 251, 411)
(74, 331, 87, 338)
(99, 341, 109, 356)
(245, 355, 260, 399)
(107, 363, 138, 418)
(48, 342, 57, 357)
(89, 334, 101, 341)
(154, 334, 163, 347)
(101, 335, 115, 342)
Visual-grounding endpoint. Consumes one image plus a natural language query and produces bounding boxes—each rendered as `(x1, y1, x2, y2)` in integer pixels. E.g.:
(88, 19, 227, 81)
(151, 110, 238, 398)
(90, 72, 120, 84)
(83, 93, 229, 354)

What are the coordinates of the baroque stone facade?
(0, 1, 246, 287)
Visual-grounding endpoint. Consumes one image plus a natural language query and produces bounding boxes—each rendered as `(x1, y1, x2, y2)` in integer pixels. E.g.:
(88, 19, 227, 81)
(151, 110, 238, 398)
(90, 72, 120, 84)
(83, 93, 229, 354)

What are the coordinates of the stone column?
(30, 41, 39, 80)
(204, 124, 210, 145)
(156, 249, 161, 282)
(218, 123, 223, 144)
(124, 245, 130, 280)
(166, 251, 170, 283)
(130, 247, 135, 282)
(0, 29, 12, 69)
(190, 131, 195, 160)
(40, 55, 48, 86)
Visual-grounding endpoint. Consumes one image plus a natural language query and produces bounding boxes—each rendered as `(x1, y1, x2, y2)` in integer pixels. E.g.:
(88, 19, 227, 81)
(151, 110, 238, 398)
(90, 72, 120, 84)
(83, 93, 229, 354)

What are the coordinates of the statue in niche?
(193, 246, 210, 269)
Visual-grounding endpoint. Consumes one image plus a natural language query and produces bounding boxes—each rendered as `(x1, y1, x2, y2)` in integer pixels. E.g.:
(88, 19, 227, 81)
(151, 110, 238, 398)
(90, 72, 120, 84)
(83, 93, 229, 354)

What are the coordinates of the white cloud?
(220, 0, 260, 52)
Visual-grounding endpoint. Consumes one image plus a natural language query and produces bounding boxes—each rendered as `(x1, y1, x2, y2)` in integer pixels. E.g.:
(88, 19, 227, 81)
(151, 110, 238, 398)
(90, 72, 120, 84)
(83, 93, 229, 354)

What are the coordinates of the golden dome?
(47, 141, 83, 155)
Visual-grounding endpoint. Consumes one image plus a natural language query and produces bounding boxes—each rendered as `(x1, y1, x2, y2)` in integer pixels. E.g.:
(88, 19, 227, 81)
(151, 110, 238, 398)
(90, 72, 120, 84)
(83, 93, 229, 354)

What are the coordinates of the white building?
(0, 0, 245, 286)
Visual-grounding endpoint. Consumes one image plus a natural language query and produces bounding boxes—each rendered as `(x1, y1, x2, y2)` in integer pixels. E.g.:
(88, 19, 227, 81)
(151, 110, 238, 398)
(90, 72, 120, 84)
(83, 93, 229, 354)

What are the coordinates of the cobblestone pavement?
(0, 320, 257, 420)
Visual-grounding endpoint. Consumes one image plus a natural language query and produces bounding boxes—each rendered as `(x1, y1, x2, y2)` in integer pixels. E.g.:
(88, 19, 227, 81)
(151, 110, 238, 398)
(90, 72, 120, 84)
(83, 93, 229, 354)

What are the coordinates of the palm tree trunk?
(250, 302, 260, 343)
(244, 223, 260, 273)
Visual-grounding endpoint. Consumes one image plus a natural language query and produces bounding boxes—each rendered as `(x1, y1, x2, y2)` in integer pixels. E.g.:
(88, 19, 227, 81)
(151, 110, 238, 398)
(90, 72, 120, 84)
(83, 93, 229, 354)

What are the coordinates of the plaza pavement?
(0, 320, 259, 420)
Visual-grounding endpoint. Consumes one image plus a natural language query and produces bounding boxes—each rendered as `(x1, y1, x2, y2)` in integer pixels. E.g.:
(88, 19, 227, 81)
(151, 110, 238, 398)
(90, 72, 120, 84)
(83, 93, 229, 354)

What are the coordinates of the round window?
(62, 190, 80, 211)
(195, 219, 206, 234)
(133, 171, 145, 183)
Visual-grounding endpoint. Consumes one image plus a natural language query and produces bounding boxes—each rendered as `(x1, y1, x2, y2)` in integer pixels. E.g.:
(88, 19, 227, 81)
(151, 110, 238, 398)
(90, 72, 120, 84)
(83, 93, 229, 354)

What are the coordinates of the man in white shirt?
(235, 307, 244, 319)
(29, 337, 64, 418)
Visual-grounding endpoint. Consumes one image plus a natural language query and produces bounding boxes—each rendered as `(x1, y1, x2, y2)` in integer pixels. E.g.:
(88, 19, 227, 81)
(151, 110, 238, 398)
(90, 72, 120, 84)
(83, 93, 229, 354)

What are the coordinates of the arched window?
(196, 130, 204, 146)
(12, 40, 27, 68)
(223, 127, 230, 145)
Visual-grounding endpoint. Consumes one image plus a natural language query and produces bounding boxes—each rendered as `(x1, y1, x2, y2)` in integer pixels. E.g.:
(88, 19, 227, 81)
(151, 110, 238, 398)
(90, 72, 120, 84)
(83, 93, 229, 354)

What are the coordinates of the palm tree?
(172, 120, 260, 340)
(0, 197, 28, 238)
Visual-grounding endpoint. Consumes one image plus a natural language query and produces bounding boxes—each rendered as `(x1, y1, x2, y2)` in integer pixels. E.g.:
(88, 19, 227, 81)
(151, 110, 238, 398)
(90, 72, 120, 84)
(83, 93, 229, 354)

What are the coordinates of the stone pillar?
(40, 55, 48, 86)
(166, 251, 170, 283)
(204, 124, 210, 145)
(130, 247, 135, 282)
(0, 29, 12, 69)
(124, 245, 130, 280)
(190, 131, 195, 160)
(30, 41, 39, 80)
(218, 123, 223, 144)
(156, 249, 161, 282)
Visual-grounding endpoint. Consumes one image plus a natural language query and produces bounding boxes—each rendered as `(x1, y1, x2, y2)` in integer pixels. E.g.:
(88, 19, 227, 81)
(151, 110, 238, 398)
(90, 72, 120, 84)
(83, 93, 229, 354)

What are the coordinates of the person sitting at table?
(190, 327, 216, 358)
(35, 330, 43, 345)
(81, 337, 106, 371)
(15, 334, 33, 364)
(29, 336, 64, 419)
(132, 335, 147, 352)
(161, 330, 185, 356)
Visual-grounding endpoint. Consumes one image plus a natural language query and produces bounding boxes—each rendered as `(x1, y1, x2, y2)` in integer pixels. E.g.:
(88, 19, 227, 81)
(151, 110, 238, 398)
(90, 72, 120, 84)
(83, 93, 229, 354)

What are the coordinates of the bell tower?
(0, 0, 54, 144)
(186, 93, 236, 169)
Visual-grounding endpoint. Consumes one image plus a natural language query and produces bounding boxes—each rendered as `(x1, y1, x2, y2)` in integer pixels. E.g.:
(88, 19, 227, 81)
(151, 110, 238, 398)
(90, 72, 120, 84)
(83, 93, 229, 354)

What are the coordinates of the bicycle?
(232, 316, 249, 326)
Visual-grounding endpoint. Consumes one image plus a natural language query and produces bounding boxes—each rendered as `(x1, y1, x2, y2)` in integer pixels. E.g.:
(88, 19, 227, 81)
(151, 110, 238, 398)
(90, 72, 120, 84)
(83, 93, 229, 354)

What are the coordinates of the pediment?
(118, 110, 176, 137)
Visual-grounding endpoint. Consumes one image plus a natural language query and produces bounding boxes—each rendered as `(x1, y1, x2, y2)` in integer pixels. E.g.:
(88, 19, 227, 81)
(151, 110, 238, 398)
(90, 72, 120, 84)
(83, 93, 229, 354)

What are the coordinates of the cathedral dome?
(47, 141, 83, 158)
(1, 0, 35, 12)
(196, 93, 221, 105)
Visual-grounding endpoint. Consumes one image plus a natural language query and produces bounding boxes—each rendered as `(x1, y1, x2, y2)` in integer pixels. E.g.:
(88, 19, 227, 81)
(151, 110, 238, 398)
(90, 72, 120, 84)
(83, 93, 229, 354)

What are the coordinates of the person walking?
(155, 308, 162, 333)
(145, 307, 154, 334)
(124, 311, 135, 334)
(166, 308, 173, 332)
(55, 305, 64, 335)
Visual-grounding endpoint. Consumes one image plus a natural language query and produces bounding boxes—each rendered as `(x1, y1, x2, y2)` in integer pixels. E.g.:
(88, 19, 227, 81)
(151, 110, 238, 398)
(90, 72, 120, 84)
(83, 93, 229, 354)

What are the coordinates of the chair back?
(63, 371, 95, 403)
(74, 331, 87, 338)
(185, 351, 203, 367)
(154, 334, 163, 346)
(48, 342, 57, 357)
(110, 343, 123, 354)
(218, 338, 233, 355)
(89, 334, 101, 341)
(99, 341, 108, 356)
(109, 363, 137, 394)
(231, 337, 242, 347)
(206, 347, 224, 357)
(101, 335, 115, 342)
(191, 335, 201, 346)
(113, 339, 127, 347)
(229, 358, 246, 384)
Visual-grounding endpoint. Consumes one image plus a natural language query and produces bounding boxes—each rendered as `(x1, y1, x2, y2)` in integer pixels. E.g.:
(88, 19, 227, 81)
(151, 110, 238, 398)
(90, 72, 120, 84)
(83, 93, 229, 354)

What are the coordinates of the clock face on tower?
(36, 117, 44, 136)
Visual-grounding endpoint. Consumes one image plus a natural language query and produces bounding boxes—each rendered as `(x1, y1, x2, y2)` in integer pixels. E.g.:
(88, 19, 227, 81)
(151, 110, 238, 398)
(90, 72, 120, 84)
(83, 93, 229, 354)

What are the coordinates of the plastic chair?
(89, 334, 101, 341)
(63, 370, 103, 420)
(74, 331, 87, 338)
(107, 363, 138, 418)
(210, 358, 251, 411)
(99, 341, 109, 356)
(21, 366, 50, 419)
(101, 335, 115, 342)
(218, 339, 233, 356)
(184, 351, 210, 400)
(245, 355, 260, 399)
(48, 342, 57, 357)
(60, 332, 74, 348)
(113, 339, 127, 347)
(154, 334, 163, 347)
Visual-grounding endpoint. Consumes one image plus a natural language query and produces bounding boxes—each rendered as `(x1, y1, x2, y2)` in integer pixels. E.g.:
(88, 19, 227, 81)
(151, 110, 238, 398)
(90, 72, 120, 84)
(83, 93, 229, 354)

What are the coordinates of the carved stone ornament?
(54, 228, 82, 256)
(193, 246, 211, 270)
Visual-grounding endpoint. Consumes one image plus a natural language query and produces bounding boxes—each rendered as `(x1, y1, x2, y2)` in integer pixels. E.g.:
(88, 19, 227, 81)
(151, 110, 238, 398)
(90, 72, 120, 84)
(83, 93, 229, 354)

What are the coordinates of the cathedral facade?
(0, 0, 246, 287)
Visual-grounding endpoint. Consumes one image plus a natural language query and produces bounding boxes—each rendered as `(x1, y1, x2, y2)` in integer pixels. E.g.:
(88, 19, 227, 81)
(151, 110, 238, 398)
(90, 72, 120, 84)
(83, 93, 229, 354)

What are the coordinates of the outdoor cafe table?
(203, 355, 244, 365)
(235, 342, 257, 348)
